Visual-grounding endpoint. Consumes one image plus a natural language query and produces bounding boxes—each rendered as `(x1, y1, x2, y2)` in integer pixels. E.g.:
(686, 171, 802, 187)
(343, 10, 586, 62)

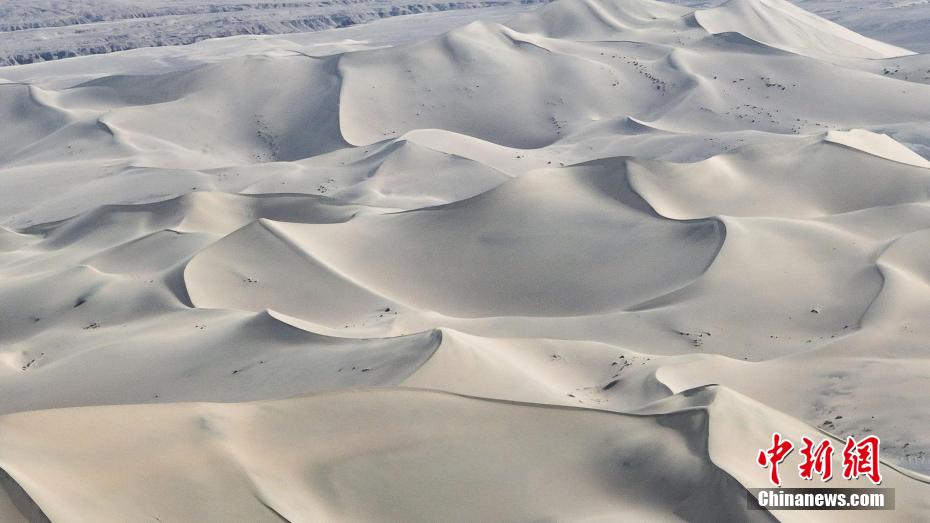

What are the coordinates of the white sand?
(1, 0, 930, 520)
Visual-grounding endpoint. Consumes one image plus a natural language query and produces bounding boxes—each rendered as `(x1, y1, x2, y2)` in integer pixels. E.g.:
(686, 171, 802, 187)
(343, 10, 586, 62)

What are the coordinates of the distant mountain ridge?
(0, 0, 551, 66)
(2, 0, 928, 67)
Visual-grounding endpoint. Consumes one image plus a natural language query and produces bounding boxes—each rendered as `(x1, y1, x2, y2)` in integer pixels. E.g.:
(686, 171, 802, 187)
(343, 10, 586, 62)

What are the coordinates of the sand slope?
(2, 0, 930, 520)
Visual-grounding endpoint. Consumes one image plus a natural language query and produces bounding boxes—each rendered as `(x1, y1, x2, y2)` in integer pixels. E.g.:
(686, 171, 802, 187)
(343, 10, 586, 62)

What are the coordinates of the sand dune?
(2, 0, 930, 520)
(186, 166, 724, 319)
(692, 0, 912, 59)
(3, 387, 929, 522)
(629, 133, 930, 219)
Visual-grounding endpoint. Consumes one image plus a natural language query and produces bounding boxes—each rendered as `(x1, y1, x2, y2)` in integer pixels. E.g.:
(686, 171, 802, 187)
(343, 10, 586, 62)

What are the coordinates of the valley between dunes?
(2, 0, 930, 520)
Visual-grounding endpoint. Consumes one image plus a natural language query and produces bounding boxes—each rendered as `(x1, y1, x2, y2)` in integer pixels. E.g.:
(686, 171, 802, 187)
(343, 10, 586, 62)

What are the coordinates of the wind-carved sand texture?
(2, 0, 930, 520)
